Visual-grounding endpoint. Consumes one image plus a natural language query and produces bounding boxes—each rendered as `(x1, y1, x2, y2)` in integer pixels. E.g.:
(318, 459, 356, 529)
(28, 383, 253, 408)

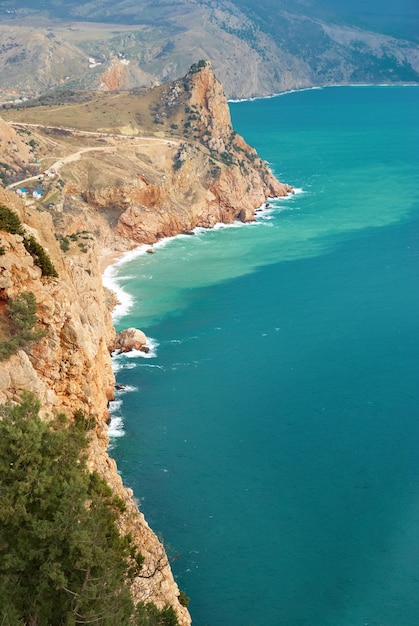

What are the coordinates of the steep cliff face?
(0, 189, 114, 419)
(0, 186, 191, 625)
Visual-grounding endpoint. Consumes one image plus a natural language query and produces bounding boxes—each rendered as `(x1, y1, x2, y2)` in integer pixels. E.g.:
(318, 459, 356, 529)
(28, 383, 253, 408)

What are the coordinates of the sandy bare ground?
(7, 122, 179, 190)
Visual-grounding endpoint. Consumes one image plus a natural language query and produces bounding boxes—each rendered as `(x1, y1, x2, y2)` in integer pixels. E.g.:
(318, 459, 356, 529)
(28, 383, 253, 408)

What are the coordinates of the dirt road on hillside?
(7, 146, 116, 190)
(7, 124, 180, 191)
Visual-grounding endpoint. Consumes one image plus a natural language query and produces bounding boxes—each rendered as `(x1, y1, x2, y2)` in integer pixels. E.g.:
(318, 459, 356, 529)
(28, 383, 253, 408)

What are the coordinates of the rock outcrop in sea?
(114, 327, 148, 353)
(0, 62, 293, 623)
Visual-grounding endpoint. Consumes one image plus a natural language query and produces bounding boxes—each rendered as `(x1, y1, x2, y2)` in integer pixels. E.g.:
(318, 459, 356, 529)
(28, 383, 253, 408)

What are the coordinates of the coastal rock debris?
(114, 327, 148, 353)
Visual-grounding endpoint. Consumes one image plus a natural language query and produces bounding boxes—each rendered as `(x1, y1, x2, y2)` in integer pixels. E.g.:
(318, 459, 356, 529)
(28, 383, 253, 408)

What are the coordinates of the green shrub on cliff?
(0, 204, 58, 277)
(0, 392, 181, 626)
(0, 392, 134, 624)
(24, 235, 58, 277)
(0, 292, 46, 361)
(188, 59, 207, 74)
(0, 204, 24, 236)
(135, 602, 179, 625)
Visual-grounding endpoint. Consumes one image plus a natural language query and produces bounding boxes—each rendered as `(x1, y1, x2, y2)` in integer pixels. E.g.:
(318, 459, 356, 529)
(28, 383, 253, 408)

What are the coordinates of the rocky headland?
(0, 62, 292, 622)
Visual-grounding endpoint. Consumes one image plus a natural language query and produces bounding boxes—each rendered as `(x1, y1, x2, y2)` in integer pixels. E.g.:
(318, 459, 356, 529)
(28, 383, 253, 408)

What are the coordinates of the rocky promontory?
(82, 61, 293, 244)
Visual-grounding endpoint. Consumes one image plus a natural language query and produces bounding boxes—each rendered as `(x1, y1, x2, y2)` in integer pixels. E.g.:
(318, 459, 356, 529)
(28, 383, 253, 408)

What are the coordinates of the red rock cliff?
(85, 61, 293, 244)
(0, 187, 191, 625)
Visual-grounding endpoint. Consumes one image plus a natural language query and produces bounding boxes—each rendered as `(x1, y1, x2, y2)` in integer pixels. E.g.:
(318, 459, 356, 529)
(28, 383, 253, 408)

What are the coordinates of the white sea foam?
(115, 385, 138, 394)
(193, 213, 272, 235)
(102, 244, 153, 322)
(212, 220, 258, 230)
(275, 86, 323, 98)
(108, 383, 143, 439)
(110, 354, 125, 372)
(103, 267, 134, 323)
(108, 415, 125, 439)
(167, 335, 200, 346)
(129, 336, 159, 359)
(125, 348, 152, 359)
(228, 86, 322, 103)
(109, 398, 122, 412)
(254, 192, 304, 221)
(112, 336, 159, 361)
(111, 355, 138, 372)
(108, 383, 139, 440)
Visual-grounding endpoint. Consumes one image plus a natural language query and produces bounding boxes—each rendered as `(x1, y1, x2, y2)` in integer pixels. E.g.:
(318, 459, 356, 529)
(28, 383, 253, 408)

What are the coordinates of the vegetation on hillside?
(24, 235, 59, 277)
(0, 292, 47, 361)
(0, 203, 24, 235)
(0, 392, 180, 625)
(1, 0, 417, 102)
(0, 204, 58, 277)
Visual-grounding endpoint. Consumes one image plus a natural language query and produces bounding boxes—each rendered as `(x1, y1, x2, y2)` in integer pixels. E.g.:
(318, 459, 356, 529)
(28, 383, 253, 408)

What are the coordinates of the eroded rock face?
(84, 63, 293, 245)
(0, 187, 191, 625)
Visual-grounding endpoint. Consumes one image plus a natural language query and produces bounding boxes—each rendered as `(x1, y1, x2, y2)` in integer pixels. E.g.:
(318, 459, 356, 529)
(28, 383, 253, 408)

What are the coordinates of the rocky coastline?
(0, 62, 293, 622)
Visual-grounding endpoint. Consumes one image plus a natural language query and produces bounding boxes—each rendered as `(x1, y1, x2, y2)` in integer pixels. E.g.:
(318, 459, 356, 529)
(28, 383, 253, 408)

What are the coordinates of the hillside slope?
(0, 0, 417, 101)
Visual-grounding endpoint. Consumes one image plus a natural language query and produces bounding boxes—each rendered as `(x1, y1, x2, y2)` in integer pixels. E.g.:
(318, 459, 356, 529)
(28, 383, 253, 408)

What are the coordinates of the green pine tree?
(0, 393, 181, 626)
(0, 392, 134, 625)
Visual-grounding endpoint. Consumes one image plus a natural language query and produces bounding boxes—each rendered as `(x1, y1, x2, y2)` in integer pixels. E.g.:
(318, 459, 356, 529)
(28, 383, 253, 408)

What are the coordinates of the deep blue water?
(107, 86, 419, 625)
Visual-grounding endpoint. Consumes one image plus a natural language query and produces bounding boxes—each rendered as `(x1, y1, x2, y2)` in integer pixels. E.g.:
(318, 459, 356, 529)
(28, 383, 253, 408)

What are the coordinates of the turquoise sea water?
(107, 86, 419, 626)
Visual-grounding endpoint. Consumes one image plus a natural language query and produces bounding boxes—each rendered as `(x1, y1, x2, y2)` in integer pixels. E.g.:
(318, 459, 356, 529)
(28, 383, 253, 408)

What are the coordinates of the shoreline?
(99, 169, 297, 619)
(101, 188, 300, 622)
(228, 81, 419, 103)
(101, 194, 299, 326)
(102, 191, 301, 445)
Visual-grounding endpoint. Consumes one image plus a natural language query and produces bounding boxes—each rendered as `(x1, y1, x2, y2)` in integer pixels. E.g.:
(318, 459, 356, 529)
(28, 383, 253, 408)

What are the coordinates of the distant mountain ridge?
(0, 0, 418, 100)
